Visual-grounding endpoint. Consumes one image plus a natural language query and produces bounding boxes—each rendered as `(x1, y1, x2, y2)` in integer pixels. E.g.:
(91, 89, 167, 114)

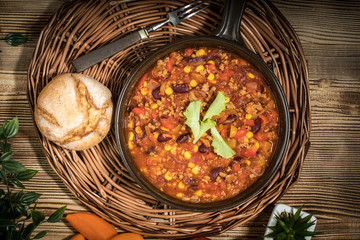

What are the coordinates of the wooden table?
(1, 0, 359, 239)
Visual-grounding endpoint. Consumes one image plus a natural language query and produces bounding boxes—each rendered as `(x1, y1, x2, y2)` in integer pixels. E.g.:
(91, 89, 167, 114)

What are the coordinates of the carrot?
(70, 234, 85, 240)
(66, 212, 117, 240)
(137, 73, 148, 90)
(110, 233, 144, 240)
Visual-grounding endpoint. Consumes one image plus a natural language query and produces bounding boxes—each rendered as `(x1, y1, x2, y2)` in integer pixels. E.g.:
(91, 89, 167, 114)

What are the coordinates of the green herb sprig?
(184, 92, 235, 159)
(0, 117, 66, 240)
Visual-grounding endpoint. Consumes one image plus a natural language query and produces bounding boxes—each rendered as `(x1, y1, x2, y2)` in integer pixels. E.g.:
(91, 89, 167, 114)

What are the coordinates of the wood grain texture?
(1, 0, 359, 239)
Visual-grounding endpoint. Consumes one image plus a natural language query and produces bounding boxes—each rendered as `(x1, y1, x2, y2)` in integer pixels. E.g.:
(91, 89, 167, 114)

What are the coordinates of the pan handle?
(212, 0, 247, 46)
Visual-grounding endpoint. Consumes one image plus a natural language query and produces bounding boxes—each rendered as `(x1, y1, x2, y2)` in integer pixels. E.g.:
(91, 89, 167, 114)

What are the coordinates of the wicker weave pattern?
(27, 0, 310, 238)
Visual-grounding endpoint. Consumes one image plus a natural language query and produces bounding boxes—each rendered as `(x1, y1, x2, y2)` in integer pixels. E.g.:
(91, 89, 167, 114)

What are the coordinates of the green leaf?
(31, 210, 45, 226)
(3, 117, 19, 139)
(184, 101, 201, 140)
(293, 206, 302, 222)
(4, 33, 29, 46)
(210, 127, 235, 159)
(0, 218, 16, 227)
(0, 168, 6, 182)
(277, 218, 290, 232)
(193, 119, 216, 143)
(15, 190, 24, 201)
(33, 230, 48, 239)
(0, 189, 4, 196)
(2, 160, 26, 173)
(1, 142, 12, 152)
(0, 127, 4, 139)
(16, 169, 38, 181)
(47, 205, 66, 223)
(21, 192, 42, 205)
(22, 222, 35, 239)
(0, 151, 15, 162)
(13, 180, 25, 188)
(203, 91, 226, 120)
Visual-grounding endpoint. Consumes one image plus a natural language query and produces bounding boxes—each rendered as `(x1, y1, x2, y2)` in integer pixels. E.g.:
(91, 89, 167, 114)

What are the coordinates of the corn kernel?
(128, 140, 133, 150)
(171, 146, 177, 154)
(196, 49, 205, 57)
(165, 87, 173, 95)
(202, 132, 208, 137)
(165, 144, 171, 151)
(135, 126, 142, 134)
(194, 145, 199, 152)
(154, 132, 159, 139)
(178, 181, 185, 189)
(255, 142, 260, 149)
(195, 65, 204, 72)
(184, 151, 191, 160)
(246, 131, 254, 138)
(225, 97, 230, 103)
(188, 162, 195, 168)
(207, 60, 215, 65)
(140, 88, 148, 95)
(151, 103, 158, 109)
(165, 171, 173, 181)
(195, 190, 202, 196)
(190, 79, 197, 87)
(244, 137, 249, 143)
(192, 165, 200, 174)
(247, 72, 255, 79)
(176, 193, 183, 198)
(129, 132, 134, 141)
(245, 160, 251, 165)
(128, 121, 133, 128)
(161, 127, 169, 131)
(184, 65, 191, 73)
(207, 73, 215, 81)
(245, 113, 252, 119)
(143, 81, 147, 87)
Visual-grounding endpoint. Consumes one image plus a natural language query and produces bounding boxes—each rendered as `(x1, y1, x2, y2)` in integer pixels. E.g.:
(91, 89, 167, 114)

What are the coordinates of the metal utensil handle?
(72, 30, 148, 72)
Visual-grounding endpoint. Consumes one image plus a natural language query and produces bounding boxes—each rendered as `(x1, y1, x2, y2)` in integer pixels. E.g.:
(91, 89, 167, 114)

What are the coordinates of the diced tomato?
(191, 153, 203, 164)
(151, 110, 157, 120)
(207, 63, 216, 72)
(243, 119, 255, 126)
(137, 72, 148, 90)
(220, 125, 229, 138)
(255, 132, 269, 141)
(214, 188, 221, 197)
(241, 146, 258, 158)
(204, 183, 217, 190)
(166, 56, 175, 72)
(160, 116, 177, 130)
(205, 152, 216, 160)
(147, 159, 156, 166)
(184, 48, 194, 56)
(226, 69, 234, 78)
(235, 128, 247, 139)
(220, 180, 226, 189)
(132, 107, 145, 115)
(232, 163, 240, 172)
(246, 81, 258, 93)
(267, 109, 278, 122)
(218, 70, 234, 81)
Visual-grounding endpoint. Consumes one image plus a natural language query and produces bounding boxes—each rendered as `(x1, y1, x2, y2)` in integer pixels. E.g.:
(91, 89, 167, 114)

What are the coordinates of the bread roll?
(34, 73, 113, 150)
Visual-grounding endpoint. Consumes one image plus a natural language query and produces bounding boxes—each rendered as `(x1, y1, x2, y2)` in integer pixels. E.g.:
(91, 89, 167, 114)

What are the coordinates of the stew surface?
(125, 47, 279, 203)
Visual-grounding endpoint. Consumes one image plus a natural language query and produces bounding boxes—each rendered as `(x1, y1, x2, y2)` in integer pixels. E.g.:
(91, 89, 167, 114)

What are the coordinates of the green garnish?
(184, 91, 235, 159)
(0, 33, 29, 46)
(203, 91, 226, 120)
(210, 127, 235, 159)
(194, 119, 216, 143)
(184, 100, 201, 139)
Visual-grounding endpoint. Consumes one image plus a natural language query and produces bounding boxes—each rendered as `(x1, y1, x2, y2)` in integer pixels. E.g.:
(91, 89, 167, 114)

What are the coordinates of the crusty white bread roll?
(34, 73, 113, 150)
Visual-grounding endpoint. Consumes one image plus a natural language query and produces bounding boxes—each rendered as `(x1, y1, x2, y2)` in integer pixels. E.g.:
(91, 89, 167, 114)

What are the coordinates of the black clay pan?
(115, 0, 290, 212)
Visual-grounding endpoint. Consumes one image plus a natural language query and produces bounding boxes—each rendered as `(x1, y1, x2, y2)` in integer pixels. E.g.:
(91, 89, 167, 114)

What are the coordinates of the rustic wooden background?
(1, 0, 359, 239)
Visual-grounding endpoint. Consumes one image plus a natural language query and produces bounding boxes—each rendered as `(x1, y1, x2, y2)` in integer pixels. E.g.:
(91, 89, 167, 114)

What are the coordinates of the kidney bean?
(157, 133, 172, 142)
(222, 114, 237, 124)
(173, 83, 189, 93)
(189, 185, 199, 191)
(176, 133, 190, 143)
(152, 86, 161, 100)
(233, 156, 242, 162)
(198, 144, 209, 153)
(252, 117, 262, 134)
(209, 167, 222, 181)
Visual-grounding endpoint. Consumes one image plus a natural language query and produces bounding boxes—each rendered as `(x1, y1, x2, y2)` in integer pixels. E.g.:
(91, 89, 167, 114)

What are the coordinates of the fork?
(72, 0, 209, 72)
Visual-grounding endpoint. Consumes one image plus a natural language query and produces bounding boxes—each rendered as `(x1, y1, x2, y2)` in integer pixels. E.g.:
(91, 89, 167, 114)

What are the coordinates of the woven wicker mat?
(27, 0, 310, 238)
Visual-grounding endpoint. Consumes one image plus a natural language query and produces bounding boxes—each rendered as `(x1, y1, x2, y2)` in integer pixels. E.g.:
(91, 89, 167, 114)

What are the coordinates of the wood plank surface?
(1, 0, 360, 239)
